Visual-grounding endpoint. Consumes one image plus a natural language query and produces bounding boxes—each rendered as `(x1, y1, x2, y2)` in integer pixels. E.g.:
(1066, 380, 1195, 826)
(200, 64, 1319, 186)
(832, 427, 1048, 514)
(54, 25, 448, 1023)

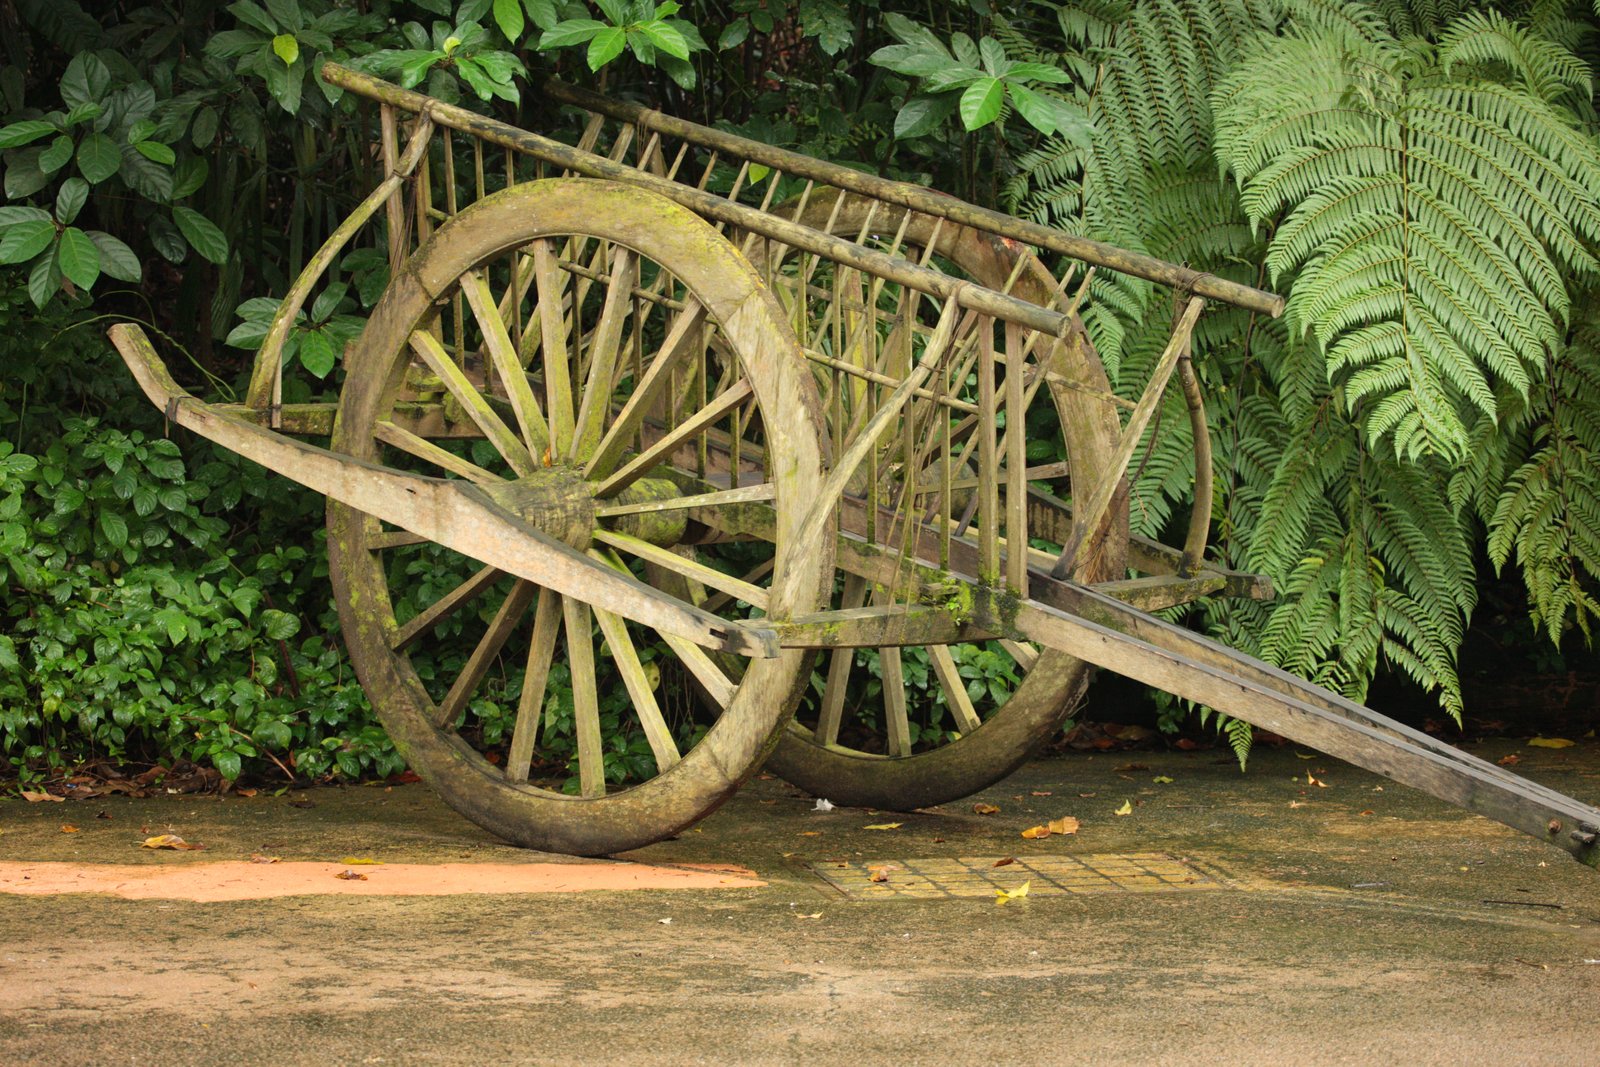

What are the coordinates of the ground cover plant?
(1, 0, 1596, 791)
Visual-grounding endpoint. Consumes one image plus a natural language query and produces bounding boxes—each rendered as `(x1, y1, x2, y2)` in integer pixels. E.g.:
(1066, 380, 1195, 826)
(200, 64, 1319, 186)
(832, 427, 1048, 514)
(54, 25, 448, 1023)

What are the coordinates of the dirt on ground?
(1, 741, 1598, 1066)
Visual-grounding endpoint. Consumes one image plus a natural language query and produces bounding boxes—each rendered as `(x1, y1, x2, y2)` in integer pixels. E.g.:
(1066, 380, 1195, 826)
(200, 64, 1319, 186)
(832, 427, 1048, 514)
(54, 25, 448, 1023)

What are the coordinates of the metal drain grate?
(809, 851, 1244, 900)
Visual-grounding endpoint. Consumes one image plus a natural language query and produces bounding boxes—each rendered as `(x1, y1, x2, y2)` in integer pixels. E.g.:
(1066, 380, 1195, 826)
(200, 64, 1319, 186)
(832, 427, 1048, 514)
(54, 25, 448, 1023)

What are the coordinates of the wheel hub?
(476, 466, 597, 549)
(596, 476, 689, 547)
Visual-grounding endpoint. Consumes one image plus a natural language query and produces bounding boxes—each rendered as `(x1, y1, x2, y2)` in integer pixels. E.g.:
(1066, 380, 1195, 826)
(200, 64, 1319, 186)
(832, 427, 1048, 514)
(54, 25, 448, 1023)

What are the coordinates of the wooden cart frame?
(109, 65, 1599, 866)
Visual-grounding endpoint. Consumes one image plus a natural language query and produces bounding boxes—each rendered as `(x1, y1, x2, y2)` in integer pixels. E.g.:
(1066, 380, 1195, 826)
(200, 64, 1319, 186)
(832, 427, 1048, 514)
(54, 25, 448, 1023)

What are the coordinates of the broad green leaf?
(214, 751, 242, 782)
(638, 21, 690, 61)
(39, 135, 73, 174)
(87, 231, 141, 282)
(64, 102, 104, 127)
(977, 37, 1009, 76)
(0, 120, 56, 149)
(658, 53, 696, 90)
(99, 510, 129, 549)
(128, 119, 158, 143)
(593, 0, 627, 23)
(4, 150, 49, 198)
(493, 0, 524, 41)
(921, 66, 986, 94)
(457, 0, 492, 23)
(261, 608, 300, 640)
(454, 57, 498, 102)
(893, 95, 956, 139)
(227, 1, 278, 35)
(172, 206, 229, 264)
(171, 156, 208, 199)
(263, 0, 303, 32)
(76, 131, 122, 183)
(55, 227, 99, 289)
(55, 177, 88, 224)
(60, 53, 112, 110)
(0, 219, 57, 265)
(869, 44, 953, 78)
(0, 206, 52, 230)
(587, 27, 627, 70)
(718, 19, 749, 50)
(297, 329, 338, 377)
(192, 105, 219, 147)
(27, 254, 58, 307)
(538, 19, 606, 50)
(263, 47, 304, 112)
(1005, 62, 1071, 85)
(134, 140, 175, 165)
(398, 52, 440, 88)
(525, 0, 560, 32)
(959, 76, 1004, 130)
(1008, 84, 1091, 144)
(272, 34, 300, 66)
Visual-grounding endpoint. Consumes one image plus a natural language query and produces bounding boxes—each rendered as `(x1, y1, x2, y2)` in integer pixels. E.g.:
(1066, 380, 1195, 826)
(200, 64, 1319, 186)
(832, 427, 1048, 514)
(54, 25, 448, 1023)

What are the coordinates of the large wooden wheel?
(758, 193, 1129, 810)
(327, 179, 830, 855)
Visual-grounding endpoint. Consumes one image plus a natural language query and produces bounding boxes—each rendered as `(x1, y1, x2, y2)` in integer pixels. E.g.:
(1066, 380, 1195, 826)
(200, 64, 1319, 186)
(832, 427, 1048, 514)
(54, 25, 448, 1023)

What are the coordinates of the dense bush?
(1, 0, 1597, 787)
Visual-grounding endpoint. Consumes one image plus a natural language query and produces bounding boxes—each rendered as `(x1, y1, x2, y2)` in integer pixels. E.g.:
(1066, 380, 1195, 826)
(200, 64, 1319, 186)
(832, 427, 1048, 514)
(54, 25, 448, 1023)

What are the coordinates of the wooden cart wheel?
(326, 179, 830, 855)
(757, 193, 1129, 810)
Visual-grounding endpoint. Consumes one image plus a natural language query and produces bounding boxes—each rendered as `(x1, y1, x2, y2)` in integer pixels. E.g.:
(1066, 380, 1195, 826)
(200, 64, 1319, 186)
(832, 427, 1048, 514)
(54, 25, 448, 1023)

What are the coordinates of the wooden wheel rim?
(760, 193, 1129, 809)
(328, 179, 830, 855)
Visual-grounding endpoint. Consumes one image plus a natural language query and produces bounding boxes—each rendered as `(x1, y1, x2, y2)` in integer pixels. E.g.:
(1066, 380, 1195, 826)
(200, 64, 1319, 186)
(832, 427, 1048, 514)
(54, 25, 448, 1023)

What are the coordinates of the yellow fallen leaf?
(1114, 800, 1133, 816)
(59, 824, 80, 834)
(335, 870, 368, 881)
(1152, 776, 1174, 784)
(1307, 771, 1327, 787)
(868, 864, 897, 883)
(1528, 737, 1575, 749)
(795, 912, 823, 920)
(863, 822, 902, 830)
(1020, 825, 1051, 839)
(20, 791, 63, 803)
(972, 803, 1001, 815)
(1048, 816, 1080, 835)
(339, 856, 383, 865)
(142, 834, 205, 851)
(994, 881, 1031, 905)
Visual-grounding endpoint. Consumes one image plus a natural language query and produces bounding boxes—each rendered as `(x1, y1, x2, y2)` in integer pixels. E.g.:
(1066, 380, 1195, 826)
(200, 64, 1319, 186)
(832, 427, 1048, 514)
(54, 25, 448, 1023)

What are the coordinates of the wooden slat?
(505, 586, 561, 782)
(374, 420, 501, 485)
(433, 579, 538, 727)
(532, 240, 576, 452)
(408, 329, 536, 476)
(592, 527, 769, 611)
(595, 482, 774, 519)
(563, 597, 606, 798)
(814, 573, 867, 748)
(592, 606, 681, 772)
(593, 379, 753, 498)
(569, 247, 636, 463)
(930, 645, 982, 733)
(461, 269, 551, 457)
(586, 299, 708, 478)
(881, 645, 912, 757)
(392, 565, 502, 651)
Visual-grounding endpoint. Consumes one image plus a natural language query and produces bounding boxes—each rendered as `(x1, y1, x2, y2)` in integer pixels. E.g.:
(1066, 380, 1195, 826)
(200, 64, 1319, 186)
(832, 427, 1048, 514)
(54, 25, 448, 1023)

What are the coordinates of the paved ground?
(2, 739, 1597, 1065)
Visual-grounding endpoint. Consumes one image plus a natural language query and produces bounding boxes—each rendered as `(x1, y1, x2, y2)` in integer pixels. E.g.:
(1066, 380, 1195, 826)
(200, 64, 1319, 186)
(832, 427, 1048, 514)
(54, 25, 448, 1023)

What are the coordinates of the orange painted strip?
(0, 860, 765, 902)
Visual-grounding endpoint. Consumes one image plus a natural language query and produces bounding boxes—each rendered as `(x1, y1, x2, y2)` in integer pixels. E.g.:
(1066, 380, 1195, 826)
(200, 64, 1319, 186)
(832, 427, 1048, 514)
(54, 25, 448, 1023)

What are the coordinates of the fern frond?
(1438, 9, 1593, 103)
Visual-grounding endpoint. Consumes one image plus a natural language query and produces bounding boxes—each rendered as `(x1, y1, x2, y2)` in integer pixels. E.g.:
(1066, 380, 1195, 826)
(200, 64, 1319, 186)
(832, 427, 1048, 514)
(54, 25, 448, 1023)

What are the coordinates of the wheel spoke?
(433, 579, 538, 728)
(930, 644, 982, 733)
(375, 420, 501, 485)
(814, 572, 868, 747)
(593, 526, 769, 612)
(659, 633, 736, 709)
(880, 645, 912, 756)
(409, 330, 536, 476)
(569, 248, 636, 464)
(506, 586, 562, 783)
(585, 298, 707, 478)
(594, 482, 774, 519)
(999, 639, 1038, 672)
(461, 268, 550, 458)
(593, 607, 681, 773)
(563, 597, 606, 798)
(593, 379, 753, 499)
(532, 240, 576, 453)
(391, 565, 503, 651)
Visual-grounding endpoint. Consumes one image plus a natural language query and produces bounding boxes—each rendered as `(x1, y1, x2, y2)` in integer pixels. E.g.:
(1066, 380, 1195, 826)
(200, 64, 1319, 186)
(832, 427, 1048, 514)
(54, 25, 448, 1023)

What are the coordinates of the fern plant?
(1213, 13, 1600, 460)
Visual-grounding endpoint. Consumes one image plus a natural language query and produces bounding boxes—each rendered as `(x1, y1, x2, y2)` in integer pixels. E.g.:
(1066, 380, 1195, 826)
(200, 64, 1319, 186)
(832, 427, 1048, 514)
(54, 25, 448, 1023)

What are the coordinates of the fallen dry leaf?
(657, 917, 672, 925)
(868, 864, 897, 883)
(1307, 771, 1327, 787)
(1295, 752, 1317, 760)
(1048, 816, 1080, 835)
(1497, 753, 1522, 766)
(993, 857, 1016, 868)
(1114, 800, 1133, 816)
(972, 803, 1001, 815)
(335, 870, 368, 881)
(339, 856, 382, 865)
(20, 791, 63, 803)
(794, 912, 823, 920)
(862, 822, 902, 831)
(1152, 776, 1174, 784)
(234, 788, 258, 798)
(1021, 825, 1051, 839)
(1288, 800, 1306, 809)
(249, 854, 281, 864)
(1528, 737, 1575, 749)
(798, 831, 821, 837)
(1359, 809, 1375, 816)
(59, 824, 79, 834)
(1031, 791, 1052, 797)
(142, 834, 204, 851)
(994, 881, 1031, 905)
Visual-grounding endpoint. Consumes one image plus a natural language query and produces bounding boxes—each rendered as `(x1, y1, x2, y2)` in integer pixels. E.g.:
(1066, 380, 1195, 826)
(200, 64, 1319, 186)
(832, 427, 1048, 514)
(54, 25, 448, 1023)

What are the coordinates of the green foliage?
(535, 1, 707, 88)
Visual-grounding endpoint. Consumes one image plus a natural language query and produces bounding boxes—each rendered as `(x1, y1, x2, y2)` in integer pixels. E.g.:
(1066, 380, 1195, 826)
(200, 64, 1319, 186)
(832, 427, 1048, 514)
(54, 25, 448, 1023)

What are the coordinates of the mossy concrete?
(2, 740, 1596, 1065)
